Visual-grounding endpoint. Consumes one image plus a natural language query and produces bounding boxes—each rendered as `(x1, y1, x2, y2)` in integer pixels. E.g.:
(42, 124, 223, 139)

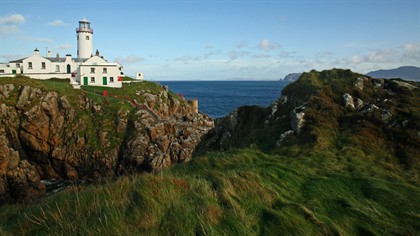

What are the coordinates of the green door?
(12, 70, 16, 74)
(103, 77, 107, 85)
(83, 77, 88, 85)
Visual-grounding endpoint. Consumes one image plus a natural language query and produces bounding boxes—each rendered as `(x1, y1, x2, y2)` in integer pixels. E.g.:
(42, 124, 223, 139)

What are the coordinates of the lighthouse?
(76, 18, 93, 58)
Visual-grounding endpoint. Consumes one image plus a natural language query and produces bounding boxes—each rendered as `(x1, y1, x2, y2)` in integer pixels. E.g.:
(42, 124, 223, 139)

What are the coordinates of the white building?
(0, 18, 126, 88)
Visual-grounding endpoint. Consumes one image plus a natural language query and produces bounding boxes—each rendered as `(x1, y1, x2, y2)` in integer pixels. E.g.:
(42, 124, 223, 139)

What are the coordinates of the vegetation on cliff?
(0, 69, 419, 235)
(0, 76, 213, 203)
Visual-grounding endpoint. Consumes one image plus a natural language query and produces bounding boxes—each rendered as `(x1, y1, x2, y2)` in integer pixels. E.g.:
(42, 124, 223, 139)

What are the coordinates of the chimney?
(34, 48, 40, 55)
(47, 50, 52, 57)
(56, 52, 60, 59)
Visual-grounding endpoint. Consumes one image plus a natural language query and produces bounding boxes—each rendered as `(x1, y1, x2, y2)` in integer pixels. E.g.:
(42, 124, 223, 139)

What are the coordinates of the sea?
(158, 81, 291, 118)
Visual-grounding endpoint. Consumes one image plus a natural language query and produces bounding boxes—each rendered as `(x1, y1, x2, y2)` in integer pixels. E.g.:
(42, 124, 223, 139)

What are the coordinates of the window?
(90, 77, 95, 83)
(86, 36, 90, 40)
(77, 36, 79, 40)
(16, 63, 20, 68)
(28, 62, 33, 69)
(90, 68, 95, 73)
(110, 77, 114, 83)
(41, 62, 46, 69)
(0, 70, 4, 73)
(103, 68, 107, 73)
(55, 65, 60, 72)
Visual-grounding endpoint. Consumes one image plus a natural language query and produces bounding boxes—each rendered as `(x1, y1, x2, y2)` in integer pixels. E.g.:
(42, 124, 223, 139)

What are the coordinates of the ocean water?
(158, 81, 291, 118)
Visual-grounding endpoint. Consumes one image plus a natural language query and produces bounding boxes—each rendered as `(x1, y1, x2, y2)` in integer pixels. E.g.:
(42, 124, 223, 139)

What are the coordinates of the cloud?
(0, 25, 20, 34)
(115, 55, 145, 64)
(253, 53, 271, 59)
(403, 43, 420, 61)
(236, 40, 248, 49)
(259, 39, 281, 51)
(364, 49, 397, 63)
(317, 51, 334, 58)
(0, 53, 25, 61)
(0, 13, 25, 35)
(174, 55, 201, 64)
(227, 50, 250, 62)
(24, 37, 53, 43)
(0, 14, 25, 25)
(204, 44, 214, 49)
(48, 20, 67, 27)
(55, 44, 71, 51)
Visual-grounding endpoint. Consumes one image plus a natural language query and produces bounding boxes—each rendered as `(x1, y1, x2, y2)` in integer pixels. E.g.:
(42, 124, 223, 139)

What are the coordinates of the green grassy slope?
(0, 148, 418, 235)
(0, 71, 418, 235)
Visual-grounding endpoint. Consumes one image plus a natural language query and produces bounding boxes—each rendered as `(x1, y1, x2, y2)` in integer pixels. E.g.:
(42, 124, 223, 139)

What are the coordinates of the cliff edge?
(0, 77, 213, 203)
(200, 69, 419, 181)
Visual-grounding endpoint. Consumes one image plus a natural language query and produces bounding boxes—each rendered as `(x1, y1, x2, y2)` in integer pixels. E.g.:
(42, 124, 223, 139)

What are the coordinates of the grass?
(0, 148, 418, 235)
(1, 71, 419, 235)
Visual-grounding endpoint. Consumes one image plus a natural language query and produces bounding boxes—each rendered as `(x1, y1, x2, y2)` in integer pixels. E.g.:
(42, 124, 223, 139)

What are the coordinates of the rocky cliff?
(0, 78, 213, 203)
(200, 69, 419, 179)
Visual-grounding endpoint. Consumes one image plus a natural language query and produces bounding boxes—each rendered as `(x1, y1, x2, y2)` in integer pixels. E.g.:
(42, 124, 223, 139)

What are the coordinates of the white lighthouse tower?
(76, 18, 93, 58)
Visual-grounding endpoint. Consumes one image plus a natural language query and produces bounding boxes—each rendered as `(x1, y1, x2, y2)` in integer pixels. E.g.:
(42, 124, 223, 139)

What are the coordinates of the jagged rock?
(381, 110, 392, 122)
(391, 80, 418, 90)
(354, 77, 367, 90)
(355, 98, 364, 110)
(16, 86, 41, 109)
(0, 84, 14, 99)
(373, 79, 384, 89)
(144, 93, 156, 108)
(279, 95, 288, 104)
(93, 104, 102, 113)
(364, 104, 379, 112)
(0, 80, 214, 203)
(6, 160, 45, 201)
(343, 93, 355, 110)
(276, 130, 294, 147)
(291, 105, 306, 134)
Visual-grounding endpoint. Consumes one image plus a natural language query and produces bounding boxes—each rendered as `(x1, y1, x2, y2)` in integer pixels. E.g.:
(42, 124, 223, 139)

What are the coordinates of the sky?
(1, 0, 419, 81)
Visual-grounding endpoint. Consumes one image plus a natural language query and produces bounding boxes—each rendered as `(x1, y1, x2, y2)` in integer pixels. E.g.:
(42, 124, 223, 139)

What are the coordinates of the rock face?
(198, 69, 419, 174)
(0, 80, 213, 203)
(282, 73, 302, 81)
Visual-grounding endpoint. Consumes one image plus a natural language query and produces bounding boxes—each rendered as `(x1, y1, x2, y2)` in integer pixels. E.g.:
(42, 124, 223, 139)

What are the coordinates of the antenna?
(45, 47, 48, 56)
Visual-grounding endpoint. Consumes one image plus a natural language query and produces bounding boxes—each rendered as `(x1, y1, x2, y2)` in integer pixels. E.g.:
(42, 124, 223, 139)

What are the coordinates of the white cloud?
(253, 53, 271, 59)
(0, 25, 20, 34)
(55, 44, 71, 51)
(48, 20, 67, 27)
(0, 14, 25, 25)
(173, 55, 201, 64)
(0, 13, 25, 35)
(24, 37, 53, 43)
(364, 49, 397, 63)
(227, 50, 250, 62)
(403, 43, 420, 61)
(259, 39, 281, 51)
(115, 55, 145, 64)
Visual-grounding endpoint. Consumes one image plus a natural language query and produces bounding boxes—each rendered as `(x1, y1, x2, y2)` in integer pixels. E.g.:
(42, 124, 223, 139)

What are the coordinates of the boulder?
(343, 93, 355, 110)
(0, 84, 14, 99)
(291, 105, 306, 134)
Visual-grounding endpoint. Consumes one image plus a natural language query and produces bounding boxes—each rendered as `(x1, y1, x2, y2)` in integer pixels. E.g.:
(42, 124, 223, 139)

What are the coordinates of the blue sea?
(158, 81, 290, 118)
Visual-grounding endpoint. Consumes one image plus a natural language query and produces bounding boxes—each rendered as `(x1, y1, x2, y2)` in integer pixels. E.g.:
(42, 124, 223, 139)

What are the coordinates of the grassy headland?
(0, 148, 418, 235)
(0, 70, 419, 235)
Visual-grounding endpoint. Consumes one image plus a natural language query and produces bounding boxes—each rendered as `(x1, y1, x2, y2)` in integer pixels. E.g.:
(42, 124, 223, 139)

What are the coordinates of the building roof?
(9, 58, 25, 63)
(9, 56, 88, 63)
(47, 57, 88, 63)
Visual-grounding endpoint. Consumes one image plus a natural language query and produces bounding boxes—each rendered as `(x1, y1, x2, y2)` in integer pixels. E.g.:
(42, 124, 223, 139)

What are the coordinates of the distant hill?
(281, 73, 302, 81)
(366, 66, 420, 81)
